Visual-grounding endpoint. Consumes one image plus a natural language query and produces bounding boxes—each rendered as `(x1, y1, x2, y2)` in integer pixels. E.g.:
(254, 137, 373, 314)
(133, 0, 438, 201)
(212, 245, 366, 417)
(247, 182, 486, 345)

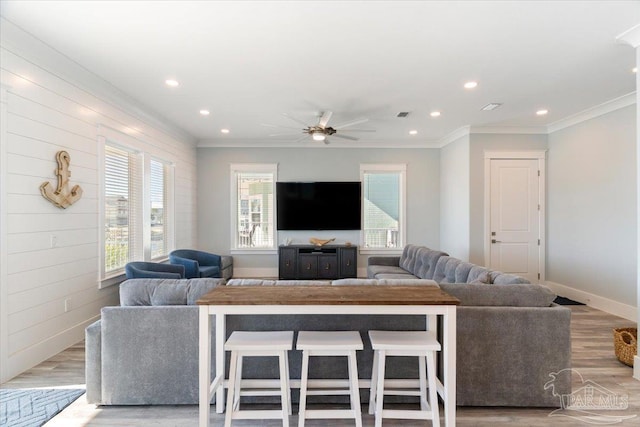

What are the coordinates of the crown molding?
(547, 92, 636, 134)
(616, 24, 640, 48)
(197, 138, 442, 149)
(469, 126, 547, 135)
(435, 126, 470, 148)
(0, 17, 196, 146)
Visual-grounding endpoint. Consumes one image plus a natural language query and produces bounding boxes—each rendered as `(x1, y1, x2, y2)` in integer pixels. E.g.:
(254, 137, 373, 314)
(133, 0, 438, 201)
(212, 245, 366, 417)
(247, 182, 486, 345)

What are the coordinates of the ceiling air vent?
(481, 103, 502, 111)
(396, 112, 410, 118)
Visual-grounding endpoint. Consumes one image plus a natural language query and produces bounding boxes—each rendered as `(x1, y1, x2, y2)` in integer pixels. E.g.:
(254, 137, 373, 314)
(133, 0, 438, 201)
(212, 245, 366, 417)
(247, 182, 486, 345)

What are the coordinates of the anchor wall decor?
(40, 150, 83, 209)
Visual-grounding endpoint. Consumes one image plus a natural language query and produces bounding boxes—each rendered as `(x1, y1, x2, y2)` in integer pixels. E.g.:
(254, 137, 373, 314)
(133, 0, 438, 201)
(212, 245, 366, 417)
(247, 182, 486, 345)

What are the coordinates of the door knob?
(491, 239, 502, 244)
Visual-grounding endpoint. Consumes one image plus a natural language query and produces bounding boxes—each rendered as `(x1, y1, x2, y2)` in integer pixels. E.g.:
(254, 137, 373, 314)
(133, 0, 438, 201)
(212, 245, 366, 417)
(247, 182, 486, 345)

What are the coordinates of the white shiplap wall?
(0, 19, 198, 382)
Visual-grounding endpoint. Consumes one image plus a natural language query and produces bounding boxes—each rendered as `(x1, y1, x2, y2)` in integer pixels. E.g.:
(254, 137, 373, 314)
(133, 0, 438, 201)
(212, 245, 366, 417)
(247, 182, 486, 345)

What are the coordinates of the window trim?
(359, 163, 407, 255)
(229, 163, 278, 254)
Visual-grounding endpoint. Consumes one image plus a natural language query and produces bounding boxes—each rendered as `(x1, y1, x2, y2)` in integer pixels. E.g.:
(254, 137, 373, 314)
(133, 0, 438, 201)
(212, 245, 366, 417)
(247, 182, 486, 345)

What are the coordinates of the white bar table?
(197, 285, 459, 427)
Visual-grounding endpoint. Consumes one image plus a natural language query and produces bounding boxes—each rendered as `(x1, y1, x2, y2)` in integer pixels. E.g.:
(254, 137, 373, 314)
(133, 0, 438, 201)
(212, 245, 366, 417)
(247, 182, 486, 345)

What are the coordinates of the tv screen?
(276, 182, 361, 230)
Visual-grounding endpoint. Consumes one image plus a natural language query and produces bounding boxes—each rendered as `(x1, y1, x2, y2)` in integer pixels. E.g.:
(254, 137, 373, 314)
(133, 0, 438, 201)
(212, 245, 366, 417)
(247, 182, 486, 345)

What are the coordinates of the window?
(230, 164, 277, 251)
(100, 131, 175, 284)
(360, 164, 406, 251)
(149, 159, 172, 260)
(104, 144, 141, 274)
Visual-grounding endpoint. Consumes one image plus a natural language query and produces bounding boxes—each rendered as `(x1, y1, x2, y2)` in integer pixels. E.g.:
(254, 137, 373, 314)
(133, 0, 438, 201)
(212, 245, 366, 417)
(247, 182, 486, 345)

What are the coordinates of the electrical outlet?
(64, 299, 71, 312)
(50, 235, 58, 248)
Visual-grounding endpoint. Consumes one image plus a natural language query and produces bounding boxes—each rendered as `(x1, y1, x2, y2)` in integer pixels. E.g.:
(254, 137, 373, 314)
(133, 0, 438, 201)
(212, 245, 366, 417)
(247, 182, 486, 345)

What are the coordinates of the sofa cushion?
(399, 244, 420, 274)
(439, 283, 556, 307)
(120, 278, 225, 306)
(440, 258, 463, 284)
(470, 271, 491, 284)
(368, 265, 410, 277)
(377, 279, 439, 287)
(467, 266, 491, 283)
(227, 279, 277, 286)
(492, 273, 531, 285)
(332, 279, 379, 285)
(374, 273, 420, 280)
(454, 262, 474, 283)
(432, 256, 450, 283)
(414, 249, 448, 280)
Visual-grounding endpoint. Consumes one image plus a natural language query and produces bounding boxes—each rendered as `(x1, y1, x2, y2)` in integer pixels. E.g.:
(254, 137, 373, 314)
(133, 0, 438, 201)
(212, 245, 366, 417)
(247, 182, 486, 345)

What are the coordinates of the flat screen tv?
(276, 181, 361, 230)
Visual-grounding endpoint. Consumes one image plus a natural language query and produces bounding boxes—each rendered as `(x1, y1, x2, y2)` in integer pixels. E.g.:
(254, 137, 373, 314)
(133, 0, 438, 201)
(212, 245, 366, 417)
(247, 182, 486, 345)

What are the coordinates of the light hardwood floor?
(2, 305, 639, 426)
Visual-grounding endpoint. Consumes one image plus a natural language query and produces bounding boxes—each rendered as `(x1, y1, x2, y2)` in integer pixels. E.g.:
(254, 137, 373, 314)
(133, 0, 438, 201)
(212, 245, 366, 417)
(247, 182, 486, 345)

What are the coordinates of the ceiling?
(1, 1, 638, 147)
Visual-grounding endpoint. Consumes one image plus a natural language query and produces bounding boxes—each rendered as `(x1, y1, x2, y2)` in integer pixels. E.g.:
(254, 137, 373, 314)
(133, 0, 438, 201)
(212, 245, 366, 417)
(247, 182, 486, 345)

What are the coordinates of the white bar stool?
(224, 330, 294, 427)
(296, 331, 363, 427)
(368, 330, 441, 427)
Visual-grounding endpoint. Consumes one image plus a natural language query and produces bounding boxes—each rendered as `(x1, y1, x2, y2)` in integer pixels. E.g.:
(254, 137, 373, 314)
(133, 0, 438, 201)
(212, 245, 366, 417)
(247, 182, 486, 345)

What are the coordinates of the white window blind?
(150, 159, 167, 259)
(104, 144, 141, 273)
(361, 164, 406, 250)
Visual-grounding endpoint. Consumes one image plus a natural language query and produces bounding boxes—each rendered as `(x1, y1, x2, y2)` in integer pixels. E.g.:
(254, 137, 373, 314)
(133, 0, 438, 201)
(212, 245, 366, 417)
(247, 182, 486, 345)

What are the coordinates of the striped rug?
(0, 388, 84, 427)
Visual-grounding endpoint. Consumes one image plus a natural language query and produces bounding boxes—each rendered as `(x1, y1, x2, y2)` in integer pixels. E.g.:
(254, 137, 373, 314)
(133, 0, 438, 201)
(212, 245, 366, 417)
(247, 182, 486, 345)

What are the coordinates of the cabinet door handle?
(285, 261, 290, 267)
(346, 260, 351, 266)
(306, 263, 312, 270)
(325, 264, 330, 270)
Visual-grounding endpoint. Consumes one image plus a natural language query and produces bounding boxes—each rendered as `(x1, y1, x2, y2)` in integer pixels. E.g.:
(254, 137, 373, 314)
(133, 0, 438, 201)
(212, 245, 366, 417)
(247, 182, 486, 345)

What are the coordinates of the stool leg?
(233, 355, 243, 412)
(369, 349, 379, 415)
(419, 353, 427, 411)
(279, 351, 290, 427)
(347, 350, 362, 427)
(225, 351, 239, 427)
(374, 350, 386, 427)
(285, 352, 292, 416)
(298, 350, 310, 427)
(426, 351, 440, 427)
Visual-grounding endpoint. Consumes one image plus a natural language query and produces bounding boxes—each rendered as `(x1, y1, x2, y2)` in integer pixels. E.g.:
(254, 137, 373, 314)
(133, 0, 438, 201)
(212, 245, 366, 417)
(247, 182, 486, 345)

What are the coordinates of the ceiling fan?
(263, 111, 375, 144)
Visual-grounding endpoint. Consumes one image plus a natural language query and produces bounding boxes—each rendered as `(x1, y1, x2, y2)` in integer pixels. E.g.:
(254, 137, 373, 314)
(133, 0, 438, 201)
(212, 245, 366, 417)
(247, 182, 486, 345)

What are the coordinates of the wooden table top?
(197, 285, 460, 306)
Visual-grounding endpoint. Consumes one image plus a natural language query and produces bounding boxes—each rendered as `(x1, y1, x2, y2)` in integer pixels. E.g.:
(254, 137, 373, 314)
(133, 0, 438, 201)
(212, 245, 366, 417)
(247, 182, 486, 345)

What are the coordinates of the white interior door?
(489, 159, 541, 283)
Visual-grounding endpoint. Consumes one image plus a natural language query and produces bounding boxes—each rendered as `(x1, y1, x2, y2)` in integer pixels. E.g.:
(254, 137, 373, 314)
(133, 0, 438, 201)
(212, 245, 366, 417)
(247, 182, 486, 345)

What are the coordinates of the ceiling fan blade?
(261, 123, 302, 130)
(333, 134, 359, 141)
(333, 118, 369, 129)
(318, 111, 333, 128)
(282, 113, 310, 126)
(339, 129, 376, 132)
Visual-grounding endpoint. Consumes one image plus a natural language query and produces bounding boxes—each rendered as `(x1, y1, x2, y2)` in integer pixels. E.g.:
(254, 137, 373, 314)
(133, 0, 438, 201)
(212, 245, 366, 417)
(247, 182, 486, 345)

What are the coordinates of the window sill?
(231, 248, 278, 255)
(100, 272, 126, 289)
(359, 248, 404, 255)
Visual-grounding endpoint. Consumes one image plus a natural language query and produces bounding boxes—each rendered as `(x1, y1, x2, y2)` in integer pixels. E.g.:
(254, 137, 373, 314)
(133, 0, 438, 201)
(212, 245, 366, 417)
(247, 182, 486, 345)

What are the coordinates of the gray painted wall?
(197, 147, 440, 274)
(440, 135, 470, 260)
(547, 105, 637, 304)
(468, 134, 548, 265)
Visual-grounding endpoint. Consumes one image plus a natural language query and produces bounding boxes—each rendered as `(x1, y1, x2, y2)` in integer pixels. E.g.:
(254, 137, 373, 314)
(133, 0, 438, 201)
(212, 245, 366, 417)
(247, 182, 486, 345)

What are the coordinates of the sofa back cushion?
(439, 258, 463, 283)
(414, 249, 448, 280)
(439, 283, 556, 307)
(454, 262, 474, 283)
(491, 273, 531, 285)
(120, 278, 225, 306)
(399, 244, 420, 273)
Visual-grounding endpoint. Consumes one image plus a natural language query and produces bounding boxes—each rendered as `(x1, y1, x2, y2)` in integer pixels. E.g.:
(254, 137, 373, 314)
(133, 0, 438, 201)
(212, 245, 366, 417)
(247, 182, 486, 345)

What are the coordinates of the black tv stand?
(278, 245, 357, 279)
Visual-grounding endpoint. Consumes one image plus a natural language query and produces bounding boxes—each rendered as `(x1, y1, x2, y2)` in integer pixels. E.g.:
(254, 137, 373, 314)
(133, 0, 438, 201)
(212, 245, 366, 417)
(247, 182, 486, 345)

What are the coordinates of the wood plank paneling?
(0, 21, 198, 381)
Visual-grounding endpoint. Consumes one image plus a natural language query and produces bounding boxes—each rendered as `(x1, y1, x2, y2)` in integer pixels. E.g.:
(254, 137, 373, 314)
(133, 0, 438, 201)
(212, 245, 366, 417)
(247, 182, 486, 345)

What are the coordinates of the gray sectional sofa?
(86, 259, 571, 408)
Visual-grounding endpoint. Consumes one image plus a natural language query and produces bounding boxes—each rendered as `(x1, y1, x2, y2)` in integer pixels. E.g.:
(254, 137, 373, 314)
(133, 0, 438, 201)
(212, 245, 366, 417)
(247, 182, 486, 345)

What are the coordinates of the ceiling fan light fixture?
(312, 132, 326, 141)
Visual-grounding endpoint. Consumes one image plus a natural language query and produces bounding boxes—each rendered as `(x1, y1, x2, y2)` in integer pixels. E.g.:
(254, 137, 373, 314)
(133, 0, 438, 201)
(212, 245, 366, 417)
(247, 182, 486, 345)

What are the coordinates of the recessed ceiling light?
(221, 128, 230, 134)
(199, 110, 210, 116)
(430, 111, 441, 117)
(536, 109, 548, 116)
(165, 79, 179, 87)
(464, 81, 478, 89)
(633, 67, 638, 73)
(481, 103, 502, 111)
(409, 130, 418, 135)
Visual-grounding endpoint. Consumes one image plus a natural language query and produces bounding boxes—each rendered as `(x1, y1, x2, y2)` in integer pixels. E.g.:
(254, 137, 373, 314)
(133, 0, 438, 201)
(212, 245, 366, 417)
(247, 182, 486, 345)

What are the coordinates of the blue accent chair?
(125, 262, 185, 279)
(169, 249, 223, 279)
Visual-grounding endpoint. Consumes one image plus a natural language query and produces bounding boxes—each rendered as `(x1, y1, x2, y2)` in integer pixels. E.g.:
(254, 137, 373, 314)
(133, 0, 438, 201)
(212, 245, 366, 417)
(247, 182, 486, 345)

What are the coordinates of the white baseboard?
(635, 356, 640, 381)
(4, 315, 99, 382)
(545, 281, 637, 322)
